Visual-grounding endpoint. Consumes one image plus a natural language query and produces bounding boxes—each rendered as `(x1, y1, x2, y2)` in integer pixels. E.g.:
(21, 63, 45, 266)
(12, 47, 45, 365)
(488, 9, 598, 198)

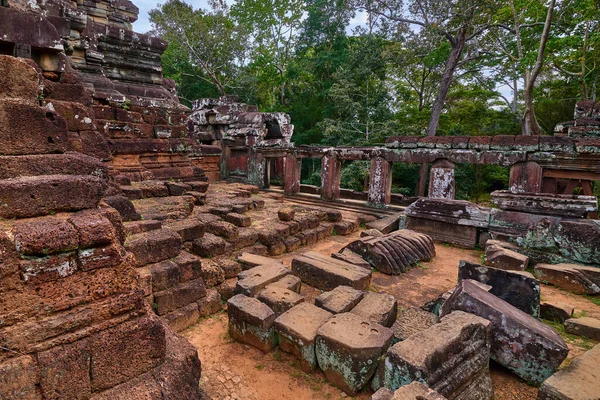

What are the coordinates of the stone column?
(509, 161, 543, 193)
(368, 157, 392, 206)
(283, 153, 302, 195)
(321, 154, 341, 201)
(428, 159, 455, 199)
(247, 149, 266, 188)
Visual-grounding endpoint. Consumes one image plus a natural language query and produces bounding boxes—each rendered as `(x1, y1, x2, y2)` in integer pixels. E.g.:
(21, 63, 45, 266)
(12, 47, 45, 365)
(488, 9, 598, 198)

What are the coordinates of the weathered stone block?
(391, 382, 448, 400)
(199, 260, 225, 287)
(391, 307, 439, 343)
(537, 343, 600, 400)
(534, 263, 600, 295)
(225, 212, 252, 227)
(564, 317, 600, 340)
(274, 303, 333, 372)
(334, 219, 359, 236)
(372, 387, 394, 400)
(77, 244, 125, 272)
(103, 195, 141, 222)
(380, 311, 492, 400)
(164, 219, 205, 242)
(540, 302, 574, 323)
(205, 220, 239, 240)
(485, 244, 529, 271)
(315, 285, 364, 314)
(191, 233, 227, 257)
(291, 251, 372, 291)
(198, 289, 222, 317)
(0, 55, 40, 104)
(173, 251, 202, 282)
(125, 228, 182, 267)
(0, 355, 40, 400)
(154, 278, 207, 315)
(278, 207, 296, 221)
(234, 263, 290, 297)
(227, 294, 278, 352)
(257, 285, 305, 315)
(236, 252, 282, 270)
(283, 236, 302, 252)
(0, 175, 106, 219)
(67, 211, 116, 248)
(332, 248, 372, 269)
(350, 292, 398, 328)
(441, 280, 568, 385)
(315, 312, 393, 395)
(458, 260, 540, 317)
(148, 260, 181, 292)
(165, 181, 192, 196)
(14, 218, 79, 256)
(269, 275, 302, 293)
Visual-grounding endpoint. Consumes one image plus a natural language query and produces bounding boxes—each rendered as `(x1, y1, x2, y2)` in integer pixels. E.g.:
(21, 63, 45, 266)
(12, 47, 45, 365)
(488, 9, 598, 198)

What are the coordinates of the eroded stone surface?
(391, 307, 439, 343)
(292, 251, 372, 291)
(350, 292, 398, 328)
(315, 285, 364, 314)
(234, 263, 291, 297)
(257, 285, 305, 316)
(227, 294, 277, 352)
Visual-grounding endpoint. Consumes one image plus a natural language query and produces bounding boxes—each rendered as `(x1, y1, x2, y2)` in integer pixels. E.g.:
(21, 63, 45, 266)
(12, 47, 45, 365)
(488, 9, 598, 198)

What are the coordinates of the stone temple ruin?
(0, 0, 599, 399)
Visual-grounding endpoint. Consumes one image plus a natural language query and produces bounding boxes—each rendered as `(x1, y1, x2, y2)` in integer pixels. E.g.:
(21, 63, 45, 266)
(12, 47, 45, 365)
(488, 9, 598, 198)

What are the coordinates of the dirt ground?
(183, 227, 600, 400)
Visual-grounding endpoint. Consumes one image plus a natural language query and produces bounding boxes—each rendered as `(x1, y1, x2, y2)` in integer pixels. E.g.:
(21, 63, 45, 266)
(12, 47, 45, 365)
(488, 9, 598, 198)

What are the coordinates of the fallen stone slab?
(257, 285, 305, 316)
(291, 251, 372, 291)
(564, 317, 600, 340)
(343, 230, 435, 275)
(274, 303, 333, 372)
(227, 294, 278, 352)
(441, 280, 568, 385)
(225, 212, 251, 227)
(485, 244, 529, 271)
(236, 252, 284, 270)
(540, 302, 574, 323)
(332, 248, 372, 269)
(491, 190, 598, 218)
(534, 263, 600, 295)
(269, 275, 302, 293)
(366, 213, 403, 234)
(350, 292, 398, 328)
(333, 219, 359, 236)
(315, 286, 364, 314)
(391, 307, 439, 343)
(458, 260, 540, 317)
(390, 382, 447, 400)
(377, 311, 492, 399)
(315, 312, 393, 395)
(234, 263, 291, 297)
(371, 387, 394, 400)
(537, 343, 600, 400)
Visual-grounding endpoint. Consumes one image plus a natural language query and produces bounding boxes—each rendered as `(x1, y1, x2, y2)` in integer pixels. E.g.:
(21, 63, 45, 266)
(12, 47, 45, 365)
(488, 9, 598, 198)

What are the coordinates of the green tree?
(150, 0, 249, 96)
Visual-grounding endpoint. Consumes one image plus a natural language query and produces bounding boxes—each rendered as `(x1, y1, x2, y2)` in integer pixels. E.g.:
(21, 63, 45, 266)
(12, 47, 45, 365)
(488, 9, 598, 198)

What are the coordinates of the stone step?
(291, 251, 372, 291)
(0, 174, 106, 219)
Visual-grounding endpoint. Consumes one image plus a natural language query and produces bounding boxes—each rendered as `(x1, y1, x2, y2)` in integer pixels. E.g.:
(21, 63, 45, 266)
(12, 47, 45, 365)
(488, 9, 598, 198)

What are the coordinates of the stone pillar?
(368, 157, 392, 206)
(247, 149, 266, 188)
(283, 154, 302, 195)
(428, 159, 455, 199)
(321, 154, 341, 201)
(509, 161, 543, 193)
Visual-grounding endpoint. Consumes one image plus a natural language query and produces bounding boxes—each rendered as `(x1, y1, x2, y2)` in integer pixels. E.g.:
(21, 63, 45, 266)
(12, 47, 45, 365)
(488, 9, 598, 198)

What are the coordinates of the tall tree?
(150, 0, 248, 96)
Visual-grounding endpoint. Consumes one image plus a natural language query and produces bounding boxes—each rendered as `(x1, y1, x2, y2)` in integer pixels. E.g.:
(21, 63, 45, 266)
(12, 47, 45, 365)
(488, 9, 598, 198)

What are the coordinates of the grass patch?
(542, 319, 596, 350)
(272, 350, 283, 362)
(583, 294, 600, 307)
(255, 364, 264, 370)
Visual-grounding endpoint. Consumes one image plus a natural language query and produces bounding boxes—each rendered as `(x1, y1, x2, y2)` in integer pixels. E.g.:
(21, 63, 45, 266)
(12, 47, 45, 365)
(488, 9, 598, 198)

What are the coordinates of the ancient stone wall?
(0, 55, 202, 399)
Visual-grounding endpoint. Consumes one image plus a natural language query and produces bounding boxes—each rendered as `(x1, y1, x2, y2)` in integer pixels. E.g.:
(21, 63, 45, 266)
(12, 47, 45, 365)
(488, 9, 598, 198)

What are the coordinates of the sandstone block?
(350, 292, 398, 327)
(216, 257, 242, 279)
(485, 245, 529, 271)
(227, 294, 278, 352)
(365, 213, 402, 234)
(188, 181, 209, 193)
(165, 181, 192, 196)
(458, 260, 540, 316)
(154, 278, 207, 315)
(191, 233, 227, 257)
(185, 191, 207, 205)
(291, 251, 372, 291)
(391, 382, 447, 400)
(274, 303, 333, 372)
(200, 260, 225, 287)
(0, 355, 40, 400)
(269, 275, 302, 293)
(315, 285, 364, 314)
(278, 207, 296, 221)
(198, 289, 222, 317)
(102, 195, 141, 222)
(372, 387, 394, 400)
(67, 211, 116, 248)
(205, 220, 239, 240)
(334, 219, 359, 235)
(218, 278, 237, 301)
(441, 280, 568, 385)
(77, 244, 124, 271)
(148, 260, 181, 292)
(125, 228, 181, 267)
(540, 302, 574, 323)
(534, 263, 600, 295)
(226, 212, 252, 227)
(564, 317, 600, 340)
(0, 55, 39, 104)
(258, 285, 305, 316)
(14, 218, 79, 256)
(315, 312, 393, 395)
(173, 251, 202, 282)
(165, 218, 205, 242)
(236, 252, 282, 270)
(391, 307, 439, 343)
(163, 303, 200, 332)
(234, 263, 291, 297)
(284, 236, 302, 252)
(0, 175, 106, 218)
(537, 343, 600, 400)
(332, 248, 372, 269)
(380, 311, 492, 399)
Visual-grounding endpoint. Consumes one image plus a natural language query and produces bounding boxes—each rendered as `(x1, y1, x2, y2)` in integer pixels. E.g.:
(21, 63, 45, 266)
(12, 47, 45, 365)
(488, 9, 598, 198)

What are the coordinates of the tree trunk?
(425, 31, 467, 136)
(521, 0, 555, 135)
